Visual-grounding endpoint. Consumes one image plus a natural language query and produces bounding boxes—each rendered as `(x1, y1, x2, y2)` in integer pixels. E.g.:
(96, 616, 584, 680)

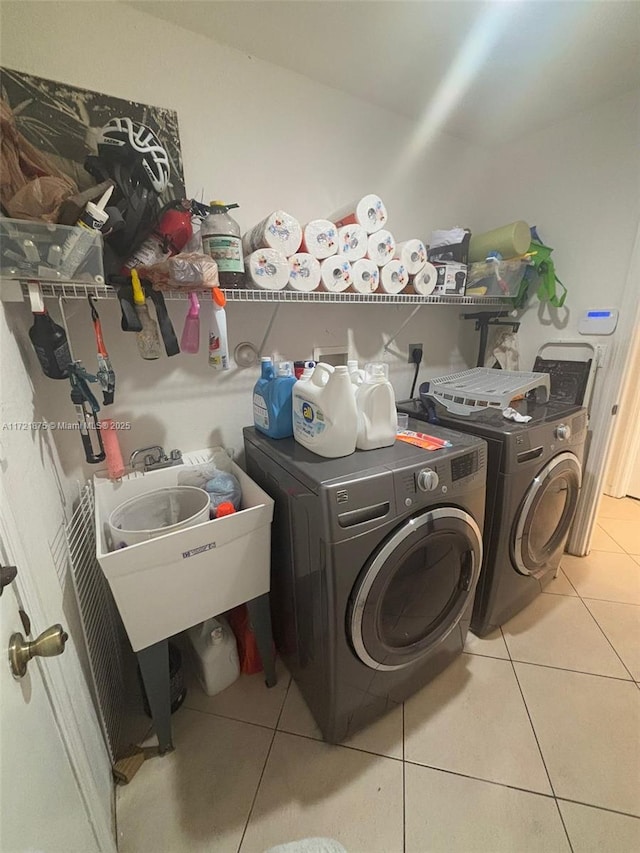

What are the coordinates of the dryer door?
(348, 508, 482, 671)
(512, 451, 582, 578)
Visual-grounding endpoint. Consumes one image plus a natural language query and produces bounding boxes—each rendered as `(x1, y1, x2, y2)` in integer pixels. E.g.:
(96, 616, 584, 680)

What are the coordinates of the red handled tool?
(88, 295, 116, 405)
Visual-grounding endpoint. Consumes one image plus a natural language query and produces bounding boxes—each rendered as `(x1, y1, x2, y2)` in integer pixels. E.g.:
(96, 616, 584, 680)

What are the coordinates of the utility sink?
(94, 448, 274, 652)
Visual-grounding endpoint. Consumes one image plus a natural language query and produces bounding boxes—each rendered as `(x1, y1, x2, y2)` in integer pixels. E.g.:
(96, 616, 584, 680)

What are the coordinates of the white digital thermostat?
(578, 308, 619, 336)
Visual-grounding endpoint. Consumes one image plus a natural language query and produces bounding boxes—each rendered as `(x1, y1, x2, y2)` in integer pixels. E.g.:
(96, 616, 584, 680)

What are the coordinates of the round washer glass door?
(512, 452, 582, 578)
(348, 508, 482, 671)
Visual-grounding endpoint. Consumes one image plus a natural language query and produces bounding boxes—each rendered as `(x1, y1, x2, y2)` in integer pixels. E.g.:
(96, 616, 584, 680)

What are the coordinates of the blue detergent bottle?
(253, 357, 274, 434)
(263, 360, 296, 439)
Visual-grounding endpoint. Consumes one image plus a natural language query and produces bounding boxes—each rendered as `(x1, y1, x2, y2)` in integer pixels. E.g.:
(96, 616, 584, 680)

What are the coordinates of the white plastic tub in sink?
(94, 447, 274, 652)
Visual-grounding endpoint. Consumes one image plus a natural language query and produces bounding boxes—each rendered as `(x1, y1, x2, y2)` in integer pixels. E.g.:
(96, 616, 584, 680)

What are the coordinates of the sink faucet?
(129, 445, 183, 472)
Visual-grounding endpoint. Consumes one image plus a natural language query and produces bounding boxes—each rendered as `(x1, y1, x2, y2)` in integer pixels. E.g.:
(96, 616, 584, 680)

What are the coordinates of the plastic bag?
(204, 471, 242, 511)
(226, 605, 263, 675)
(178, 464, 242, 512)
(138, 252, 219, 291)
(1, 97, 77, 222)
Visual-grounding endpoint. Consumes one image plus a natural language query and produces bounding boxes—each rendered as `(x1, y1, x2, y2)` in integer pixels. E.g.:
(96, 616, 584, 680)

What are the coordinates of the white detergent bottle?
(293, 363, 358, 458)
(347, 359, 365, 390)
(355, 362, 397, 450)
(187, 616, 240, 696)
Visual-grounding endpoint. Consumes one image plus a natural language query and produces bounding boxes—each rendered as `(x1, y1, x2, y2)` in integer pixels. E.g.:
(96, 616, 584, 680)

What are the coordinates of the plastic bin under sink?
(94, 447, 274, 652)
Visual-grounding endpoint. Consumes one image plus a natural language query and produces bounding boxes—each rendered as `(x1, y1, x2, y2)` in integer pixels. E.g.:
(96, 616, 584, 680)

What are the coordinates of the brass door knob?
(8, 624, 68, 678)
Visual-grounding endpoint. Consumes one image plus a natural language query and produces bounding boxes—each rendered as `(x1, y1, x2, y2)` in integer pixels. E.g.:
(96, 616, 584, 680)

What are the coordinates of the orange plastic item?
(215, 501, 236, 518)
(396, 430, 451, 451)
(226, 605, 262, 675)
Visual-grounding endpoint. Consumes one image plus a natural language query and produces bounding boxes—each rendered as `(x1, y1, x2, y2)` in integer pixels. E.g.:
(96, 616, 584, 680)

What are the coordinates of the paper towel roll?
(245, 249, 289, 290)
(337, 224, 368, 261)
(319, 256, 353, 292)
(468, 221, 530, 263)
(350, 258, 380, 294)
(367, 230, 396, 267)
(329, 194, 388, 234)
(301, 219, 339, 259)
(412, 262, 438, 296)
(242, 210, 302, 257)
(380, 260, 409, 294)
(394, 239, 427, 275)
(287, 253, 321, 292)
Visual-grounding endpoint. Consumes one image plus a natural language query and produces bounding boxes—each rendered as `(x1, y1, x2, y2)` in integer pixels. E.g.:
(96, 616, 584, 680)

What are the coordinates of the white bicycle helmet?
(97, 117, 170, 193)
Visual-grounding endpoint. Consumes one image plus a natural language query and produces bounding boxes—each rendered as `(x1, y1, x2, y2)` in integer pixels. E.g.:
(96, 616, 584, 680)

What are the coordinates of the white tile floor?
(117, 496, 640, 852)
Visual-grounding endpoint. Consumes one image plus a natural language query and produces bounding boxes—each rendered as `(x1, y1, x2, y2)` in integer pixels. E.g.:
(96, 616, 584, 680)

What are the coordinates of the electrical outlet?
(408, 343, 423, 363)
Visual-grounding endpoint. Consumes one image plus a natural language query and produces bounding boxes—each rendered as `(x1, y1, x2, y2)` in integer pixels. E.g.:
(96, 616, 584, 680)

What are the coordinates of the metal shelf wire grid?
(20, 281, 508, 306)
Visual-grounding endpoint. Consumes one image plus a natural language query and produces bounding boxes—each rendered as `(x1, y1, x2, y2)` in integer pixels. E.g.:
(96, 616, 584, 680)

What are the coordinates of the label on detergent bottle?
(293, 396, 326, 439)
(253, 392, 270, 430)
(202, 235, 243, 273)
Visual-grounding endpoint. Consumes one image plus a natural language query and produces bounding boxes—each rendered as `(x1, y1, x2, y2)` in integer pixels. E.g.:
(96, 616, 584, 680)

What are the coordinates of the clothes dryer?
(396, 398, 587, 636)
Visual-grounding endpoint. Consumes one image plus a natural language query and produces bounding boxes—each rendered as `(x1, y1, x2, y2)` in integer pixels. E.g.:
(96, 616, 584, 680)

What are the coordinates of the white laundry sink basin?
(94, 448, 274, 652)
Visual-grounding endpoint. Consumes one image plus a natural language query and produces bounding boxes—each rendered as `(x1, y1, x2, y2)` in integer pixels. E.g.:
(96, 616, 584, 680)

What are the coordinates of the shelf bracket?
(383, 305, 424, 353)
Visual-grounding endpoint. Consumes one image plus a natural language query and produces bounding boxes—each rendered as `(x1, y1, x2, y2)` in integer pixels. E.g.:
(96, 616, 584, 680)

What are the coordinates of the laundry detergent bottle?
(262, 360, 297, 439)
(355, 362, 397, 450)
(293, 363, 358, 458)
(253, 357, 275, 434)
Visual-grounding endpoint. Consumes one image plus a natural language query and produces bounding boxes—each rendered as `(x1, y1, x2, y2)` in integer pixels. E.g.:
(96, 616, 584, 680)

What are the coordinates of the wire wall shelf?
(12, 280, 509, 307)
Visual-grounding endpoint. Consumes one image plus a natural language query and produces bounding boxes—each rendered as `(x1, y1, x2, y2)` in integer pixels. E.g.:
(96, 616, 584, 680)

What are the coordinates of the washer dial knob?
(555, 424, 571, 441)
(417, 468, 439, 492)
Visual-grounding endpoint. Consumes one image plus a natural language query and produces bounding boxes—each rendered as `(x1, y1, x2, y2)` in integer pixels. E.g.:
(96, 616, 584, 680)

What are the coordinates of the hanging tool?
(131, 269, 162, 360)
(68, 363, 105, 464)
(88, 295, 116, 405)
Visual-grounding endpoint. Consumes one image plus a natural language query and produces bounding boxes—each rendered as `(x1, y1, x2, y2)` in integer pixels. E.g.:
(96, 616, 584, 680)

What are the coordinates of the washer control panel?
(555, 424, 571, 441)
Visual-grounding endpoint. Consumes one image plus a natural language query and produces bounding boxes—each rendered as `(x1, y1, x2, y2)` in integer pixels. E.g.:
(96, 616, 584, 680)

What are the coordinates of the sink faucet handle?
(129, 444, 167, 469)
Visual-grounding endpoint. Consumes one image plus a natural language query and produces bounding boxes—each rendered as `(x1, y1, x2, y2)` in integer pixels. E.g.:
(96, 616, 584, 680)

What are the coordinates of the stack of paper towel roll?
(242, 194, 436, 295)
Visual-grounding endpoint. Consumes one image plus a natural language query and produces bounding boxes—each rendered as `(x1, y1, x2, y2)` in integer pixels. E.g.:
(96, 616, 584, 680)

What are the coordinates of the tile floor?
(117, 495, 640, 852)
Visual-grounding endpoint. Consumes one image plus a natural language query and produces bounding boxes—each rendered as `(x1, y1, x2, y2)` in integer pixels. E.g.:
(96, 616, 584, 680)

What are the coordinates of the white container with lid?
(187, 615, 240, 696)
(347, 359, 365, 389)
(355, 362, 397, 451)
(293, 363, 358, 458)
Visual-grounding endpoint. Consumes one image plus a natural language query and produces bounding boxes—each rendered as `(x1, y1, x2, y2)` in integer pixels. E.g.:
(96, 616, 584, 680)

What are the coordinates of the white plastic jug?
(355, 362, 397, 451)
(293, 363, 358, 458)
(187, 615, 240, 696)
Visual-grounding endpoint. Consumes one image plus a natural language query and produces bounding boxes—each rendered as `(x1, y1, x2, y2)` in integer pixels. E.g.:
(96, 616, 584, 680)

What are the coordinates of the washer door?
(348, 508, 482, 671)
(512, 452, 582, 578)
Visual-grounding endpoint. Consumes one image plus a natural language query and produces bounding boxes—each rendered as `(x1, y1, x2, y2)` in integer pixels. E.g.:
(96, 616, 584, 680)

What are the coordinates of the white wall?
(465, 89, 640, 370)
(1, 0, 485, 486)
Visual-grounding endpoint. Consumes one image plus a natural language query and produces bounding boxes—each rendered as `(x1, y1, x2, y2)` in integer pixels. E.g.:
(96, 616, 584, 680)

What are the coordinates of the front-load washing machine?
(396, 397, 588, 636)
(243, 424, 486, 743)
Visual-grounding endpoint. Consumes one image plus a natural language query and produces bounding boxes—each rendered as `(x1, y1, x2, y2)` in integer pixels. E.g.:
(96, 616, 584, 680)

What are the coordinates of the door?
(512, 452, 582, 577)
(348, 508, 483, 671)
(627, 431, 640, 500)
(0, 534, 103, 852)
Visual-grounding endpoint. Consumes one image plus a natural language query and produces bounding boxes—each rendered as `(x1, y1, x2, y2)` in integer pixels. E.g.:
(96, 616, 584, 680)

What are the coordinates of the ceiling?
(129, 0, 640, 144)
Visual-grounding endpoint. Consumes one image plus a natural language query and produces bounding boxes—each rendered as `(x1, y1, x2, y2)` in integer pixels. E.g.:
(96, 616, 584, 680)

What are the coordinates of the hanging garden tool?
(67, 362, 105, 464)
(88, 295, 116, 404)
(131, 268, 162, 360)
